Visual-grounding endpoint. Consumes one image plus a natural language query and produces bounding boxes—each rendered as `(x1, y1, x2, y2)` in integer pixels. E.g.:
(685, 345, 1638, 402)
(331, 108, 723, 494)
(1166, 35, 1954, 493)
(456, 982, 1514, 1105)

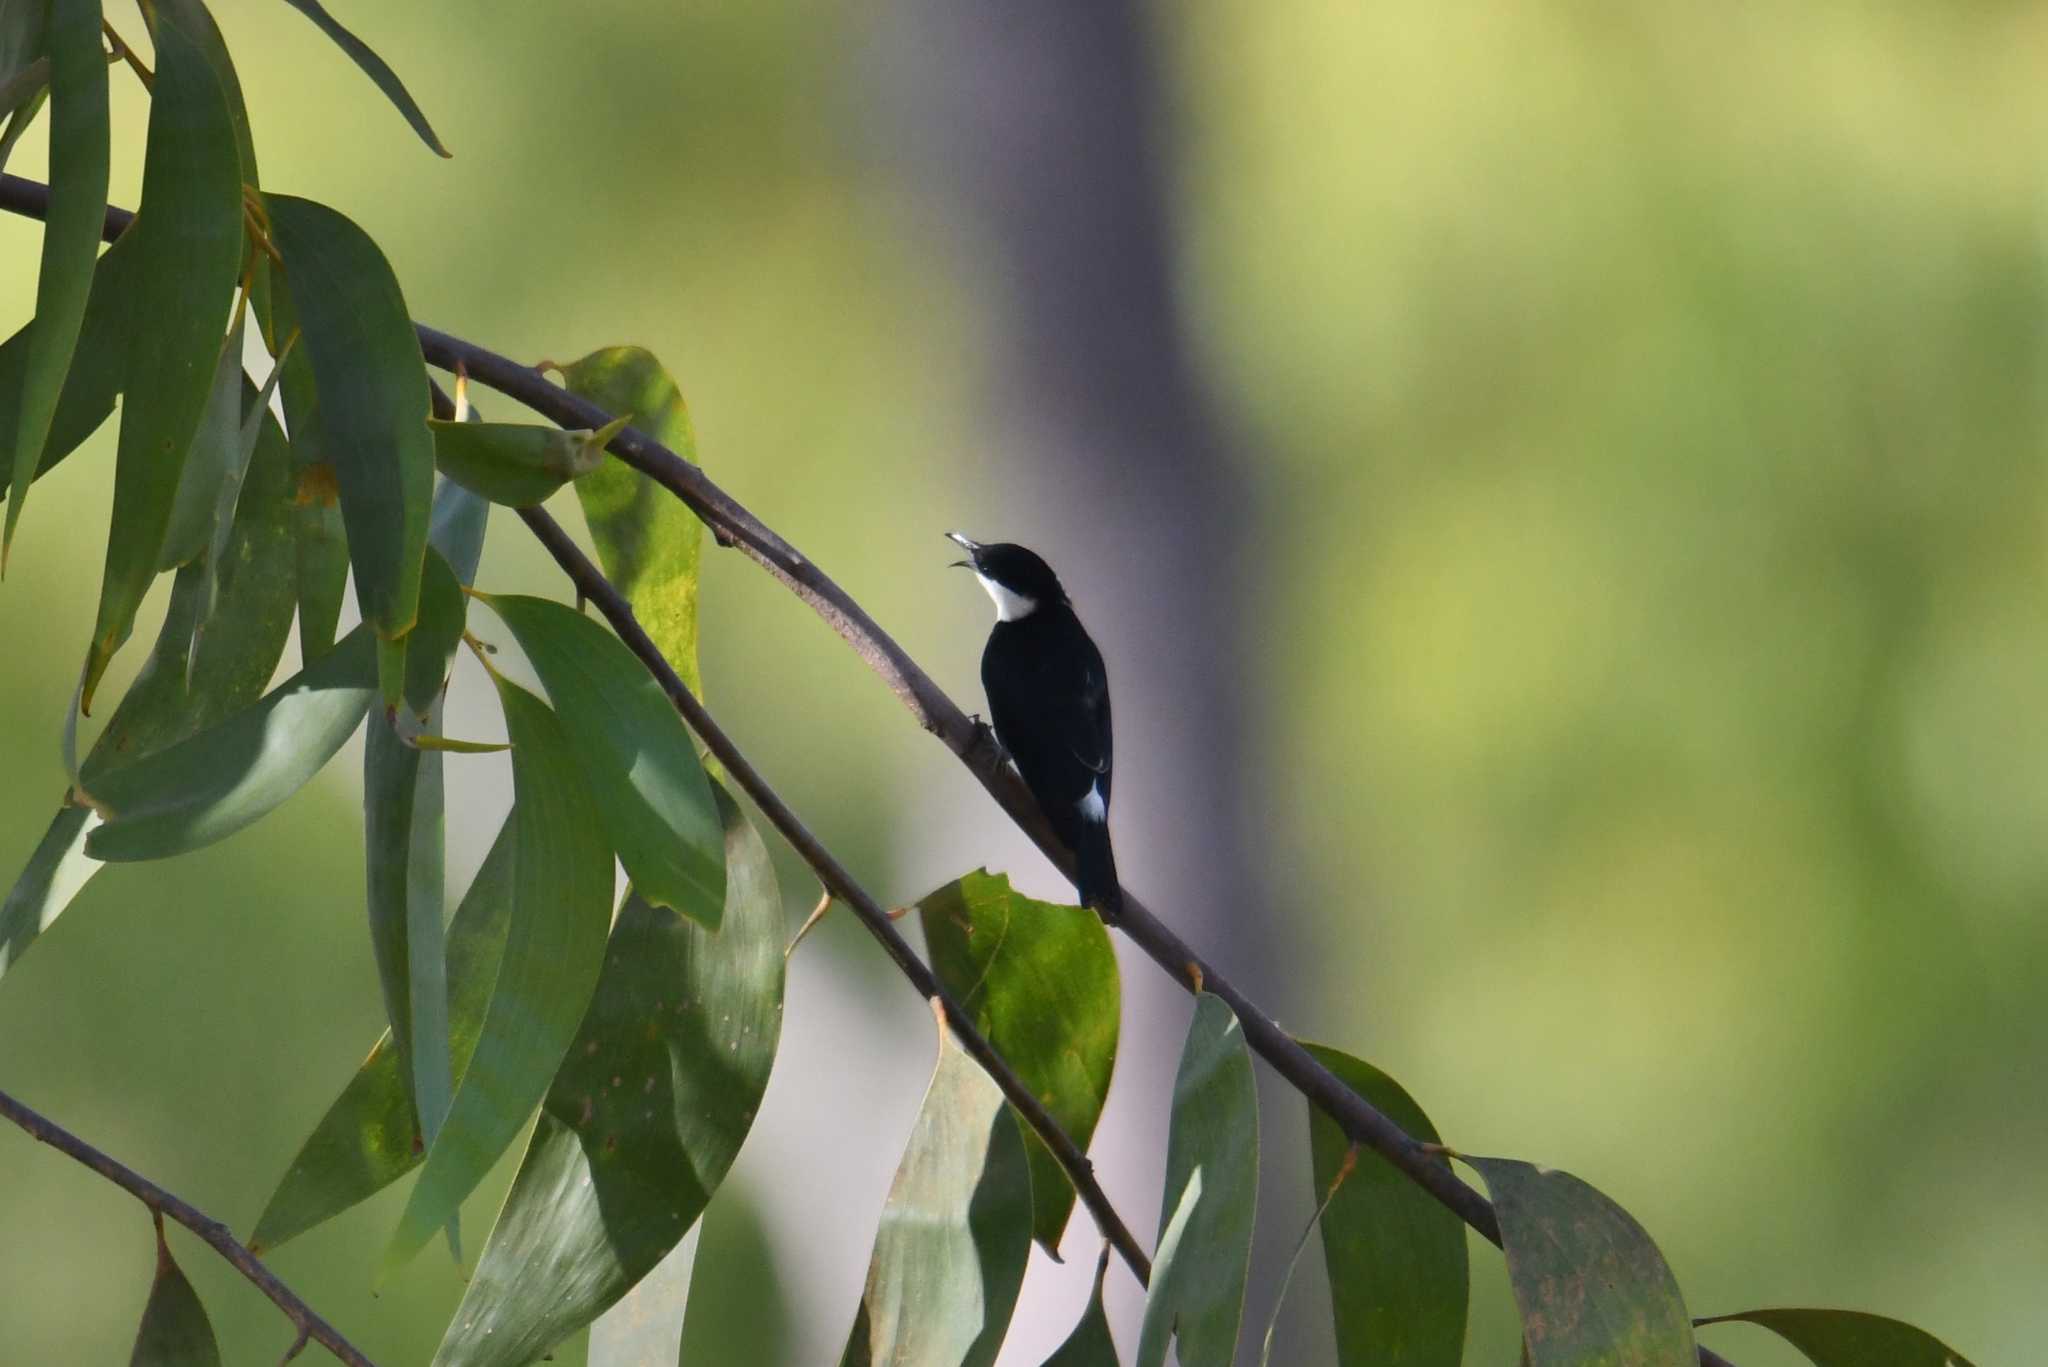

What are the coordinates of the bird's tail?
(1076, 823, 1122, 924)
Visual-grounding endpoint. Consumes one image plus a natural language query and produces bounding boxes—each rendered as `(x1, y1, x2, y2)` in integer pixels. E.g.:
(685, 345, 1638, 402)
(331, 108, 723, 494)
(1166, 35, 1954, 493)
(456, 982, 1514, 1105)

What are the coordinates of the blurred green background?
(1, 3, 2042, 1364)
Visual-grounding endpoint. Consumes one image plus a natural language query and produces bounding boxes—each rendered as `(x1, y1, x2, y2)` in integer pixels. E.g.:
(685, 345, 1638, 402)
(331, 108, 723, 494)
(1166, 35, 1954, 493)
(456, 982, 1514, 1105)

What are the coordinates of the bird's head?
(946, 532, 1066, 622)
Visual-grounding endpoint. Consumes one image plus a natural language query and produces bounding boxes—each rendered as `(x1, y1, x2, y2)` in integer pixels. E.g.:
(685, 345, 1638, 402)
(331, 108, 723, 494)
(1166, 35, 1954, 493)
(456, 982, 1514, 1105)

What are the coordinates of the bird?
(947, 532, 1121, 920)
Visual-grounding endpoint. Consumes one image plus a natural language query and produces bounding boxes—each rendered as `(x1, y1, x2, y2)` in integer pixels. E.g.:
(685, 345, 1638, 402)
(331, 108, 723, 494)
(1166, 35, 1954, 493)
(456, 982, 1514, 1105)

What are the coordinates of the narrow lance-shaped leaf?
(82, 11, 244, 709)
(5, 0, 109, 566)
(556, 346, 705, 697)
(919, 869, 1119, 1252)
(276, 0, 449, 157)
(380, 675, 613, 1276)
(187, 366, 295, 658)
(435, 782, 785, 1367)
(1300, 1042, 1467, 1367)
(837, 1007, 1034, 1367)
(1463, 1156, 1697, 1367)
(1137, 993, 1258, 1367)
(1042, 1246, 1119, 1367)
(157, 311, 246, 571)
(586, 1227, 700, 1367)
(259, 275, 349, 663)
(1694, 1308, 1977, 1367)
(478, 592, 723, 923)
(0, 805, 99, 983)
(129, 1222, 221, 1367)
(430, 415, 627, 509)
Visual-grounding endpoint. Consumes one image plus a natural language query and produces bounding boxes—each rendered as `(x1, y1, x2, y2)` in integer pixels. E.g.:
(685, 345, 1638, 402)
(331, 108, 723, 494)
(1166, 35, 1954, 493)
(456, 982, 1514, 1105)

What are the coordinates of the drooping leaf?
(837, 1011, 1034, 1367)
(430, 416, 625, 509)
(84, 627, 376, 861)
(918, 868, 1119, 1252)
(1136, 993, 1258, 1367)
(157, 312, 246, 572)
(267, 194, 434, 646)
(477, 592, 723, 923)
(186, 368, 292, 657)
(586, 1227, 699, 1367)
(1042, 1246, 1119, 1367)
(380, 676, 613, 1276)
(1299, 1042, 1467, 1367)
(154, 0, 259, 183)
(259, 275, 349, 663)
(276, 0, 449, 157)
(0, 804, 99, 982)
(82, 10, 244, 709)
(435, 783, 785, 1367)
(4, 0, 109, 566)
(556, 346, 705, 697)
(128, 1224, 221, 1367)
(1694, 1308, 1976, 1367)
(1463, 1156, 1696, 1367)
(250, 815, 517, 1255)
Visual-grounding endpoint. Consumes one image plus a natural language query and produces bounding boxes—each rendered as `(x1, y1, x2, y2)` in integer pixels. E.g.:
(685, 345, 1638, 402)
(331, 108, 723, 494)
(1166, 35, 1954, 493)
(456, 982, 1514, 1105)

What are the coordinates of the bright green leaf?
(435, 782, 785, 1367)
(837, 1014, 1034, 1367)
(276, 0, 449, 157)
(1137, 993, 1258, 1367)
(919, 868, 1119, 1252)
(1695, 1308, 1976, 1367)
(429, 415, 625, 509)
(267, 194, 434, 644)
(1464, 1156, 1696, 1367)
(477, 592, 723, 924)
(4, 0, 109, 566)
(128, 1226, 221, 1367)
(1299, 1042, 1467, 1367)
(1043, 1247, 1119, 1367)
(380, 676, 613, 1276)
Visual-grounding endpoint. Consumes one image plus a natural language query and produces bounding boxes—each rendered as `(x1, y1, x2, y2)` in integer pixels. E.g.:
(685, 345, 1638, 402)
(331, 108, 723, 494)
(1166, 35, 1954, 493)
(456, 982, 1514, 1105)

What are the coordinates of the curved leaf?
(1137, 993, 1258, 1367)
(380, 676, 613, 1276)
(4, 0, 109, 565)
(1042, 1247, 1119, 1366)
(277, 0, 449, 157)
(1695, 1308, 1976, 1367)
(267, 194, 434, 645)
(129, 1224, 221, 1367)
(82, 10, 244, 708)
(0, 804, 99, 982)
(1299, 1042, 1467, 1367)
(587, 1228, 699, 1367)
(430, 416, 624, 509)
(478, 592, 722, 924)
(156, 313, 245, 572)
(838, 1011, 1034, 1367)
(85, 628, 376, 861)
(919, 868, 1119, 1252)
(435, 783, 785, 1367)
(1464, 1156, 1696, 1367)
(259, 276, 349, 663)
(555, 346, 704, 696)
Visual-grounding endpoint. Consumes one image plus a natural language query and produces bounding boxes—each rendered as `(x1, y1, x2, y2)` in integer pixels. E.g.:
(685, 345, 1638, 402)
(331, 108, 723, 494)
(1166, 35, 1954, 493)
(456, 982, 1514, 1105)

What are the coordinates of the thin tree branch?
(0, 1087, 379, 1367)
(0, 173, 1736, 1365)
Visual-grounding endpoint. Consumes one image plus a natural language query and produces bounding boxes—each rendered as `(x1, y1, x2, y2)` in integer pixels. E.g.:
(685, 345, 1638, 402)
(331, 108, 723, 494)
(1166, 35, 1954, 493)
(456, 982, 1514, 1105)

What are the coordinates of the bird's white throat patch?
(975, 573, 1038, 622)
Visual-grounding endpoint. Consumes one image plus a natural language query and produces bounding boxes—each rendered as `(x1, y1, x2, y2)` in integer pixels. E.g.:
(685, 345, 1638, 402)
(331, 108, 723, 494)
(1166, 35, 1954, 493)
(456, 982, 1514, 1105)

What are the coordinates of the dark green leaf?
(267, 194, 434, 646)
(82, 10, 244, 708)
(250, 816, 517, 1254)
(128, 1225, 221, 1367)
(430, 416, 624, 508)
(1299, 1042, 1467, 1367)
(0, 83, 47, 184)
(1695, 1308, 1976, 1367)
(586, 1231, 698, 1367)
(556, 346, 704, 697)
(919, 868, 1119, 1252)
(1042, 1247, 1119, 1366)
(1464, 1156, 1696, 1367)
(1137, 993, 1258, 1367)
(0, 804, 97, 983)
(84, 627, 376, 861)
(155, 0, 259, 183)
(837, 1013, 1034, 1367)
(259, 275, 349, 663)
(4, 0, 109, 565)
(157, 314, 245, 571)
(477, 592, 723, 925)
(276, 0, 449, 157)
(380, 676, 613, 1276)
(435, 783, 785, 1367)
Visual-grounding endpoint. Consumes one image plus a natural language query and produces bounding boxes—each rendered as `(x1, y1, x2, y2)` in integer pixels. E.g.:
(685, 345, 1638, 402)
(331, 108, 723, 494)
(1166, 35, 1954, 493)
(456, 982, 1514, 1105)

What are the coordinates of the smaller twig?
(784, 889, 834, 958)
(101, 19, 153, 90)
(0, 1087, 378, 1367)
(279, 1325, 312, 1365)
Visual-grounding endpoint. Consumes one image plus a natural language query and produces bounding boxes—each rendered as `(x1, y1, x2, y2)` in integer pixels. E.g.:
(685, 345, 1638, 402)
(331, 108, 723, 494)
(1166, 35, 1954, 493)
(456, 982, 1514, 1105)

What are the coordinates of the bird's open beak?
(945, 531, 980, 569)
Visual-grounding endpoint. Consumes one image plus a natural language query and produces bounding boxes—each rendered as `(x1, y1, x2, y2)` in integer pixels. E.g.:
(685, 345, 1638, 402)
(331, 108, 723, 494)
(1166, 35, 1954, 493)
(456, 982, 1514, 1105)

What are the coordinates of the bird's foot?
(967, 715, 1011, 769)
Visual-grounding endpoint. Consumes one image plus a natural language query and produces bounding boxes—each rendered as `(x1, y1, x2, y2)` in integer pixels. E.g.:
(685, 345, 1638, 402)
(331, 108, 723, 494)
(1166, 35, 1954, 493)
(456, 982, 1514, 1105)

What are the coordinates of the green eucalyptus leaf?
(128, 1226, 221, 1367)
(157, 313, 245, 572)
(837, 1015, 1034, 1367)
(918, 868, 1119, 1252)
(379, 676, 613, 1277)
(477, 592, 723, 924)
(260, 275, 349, 663)
(1136, 993, 1258, 1367)
(555, 346, 704, 697)
(267, 194, 434, 645)
(1694, 1308, 1976, 1367)
(586, 1229, 699, 1367)
(435, 783, 785, 1367)
(1042, 1247, 1119, 1366)
(250, 815, 517, 1255)
(84, 627, 376, 861)
(0, 804, 98, 982)
(4, 0, 109, 566)
(429, 416, 625, 509)
(1464, 1156, 1696, 1367)
(82, 10, 244, 709)
(1299, 1042, 1467, 1367)
(276, 0, 449, 157)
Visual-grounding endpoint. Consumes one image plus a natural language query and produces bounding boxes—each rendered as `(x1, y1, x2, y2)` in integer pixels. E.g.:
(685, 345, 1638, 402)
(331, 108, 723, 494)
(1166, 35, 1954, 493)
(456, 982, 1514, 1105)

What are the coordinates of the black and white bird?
(948, 532, 1121, 919)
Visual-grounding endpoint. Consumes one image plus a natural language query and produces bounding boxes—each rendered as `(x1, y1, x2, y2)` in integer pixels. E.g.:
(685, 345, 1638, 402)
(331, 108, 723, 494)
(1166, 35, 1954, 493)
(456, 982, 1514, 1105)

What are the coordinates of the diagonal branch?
(0, 1087, 379, 1367)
